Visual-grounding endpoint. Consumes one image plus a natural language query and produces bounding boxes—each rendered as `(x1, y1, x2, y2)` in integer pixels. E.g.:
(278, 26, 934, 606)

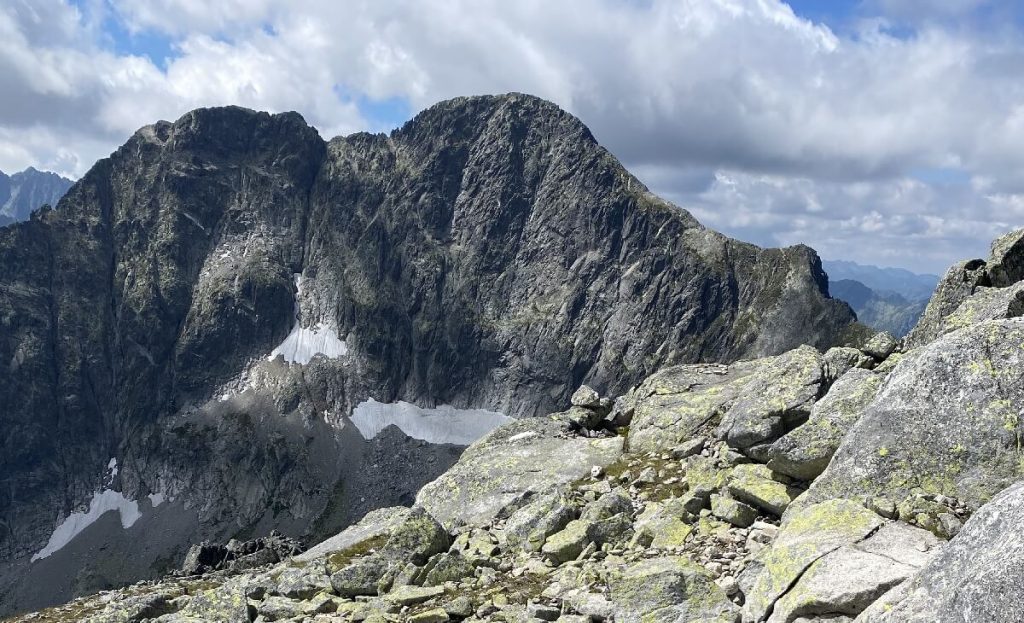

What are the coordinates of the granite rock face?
(0, 94, 855, 614)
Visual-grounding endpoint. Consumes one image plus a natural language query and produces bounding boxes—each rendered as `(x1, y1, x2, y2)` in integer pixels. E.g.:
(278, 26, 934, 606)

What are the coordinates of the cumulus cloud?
(1, 0, 1023, 272)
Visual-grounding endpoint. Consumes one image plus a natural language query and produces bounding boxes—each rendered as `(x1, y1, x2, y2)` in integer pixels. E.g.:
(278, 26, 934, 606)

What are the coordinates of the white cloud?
(2, 0, 1024, 272)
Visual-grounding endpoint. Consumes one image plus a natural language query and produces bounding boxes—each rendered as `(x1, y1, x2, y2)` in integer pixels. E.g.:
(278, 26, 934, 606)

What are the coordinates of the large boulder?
(764, 521, 940, 623)
(296, 506, 412, 562)
(563, 556, 740, 623)
(742, 500, 885, 623)
(416, 418, 623, 530)
(856, 480, 1024, 623)
(800, 319, 1024, 512)
(628, 346, 825, 454)
(767, 369, 883, 481)
(985, 227, 1024, 287)
(919, 281, 1024, 341)
(904, 259, 989, 348)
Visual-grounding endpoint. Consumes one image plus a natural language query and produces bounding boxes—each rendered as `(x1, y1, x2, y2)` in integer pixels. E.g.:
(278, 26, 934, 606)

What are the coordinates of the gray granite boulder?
(800, 319, 1024, 512)
(856, 480, 1024, 623)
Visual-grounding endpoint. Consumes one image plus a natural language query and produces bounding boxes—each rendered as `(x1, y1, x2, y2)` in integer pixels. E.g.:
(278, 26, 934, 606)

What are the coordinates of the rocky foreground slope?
(0, 95, 856, 614)
(12, 230, 1024, 623)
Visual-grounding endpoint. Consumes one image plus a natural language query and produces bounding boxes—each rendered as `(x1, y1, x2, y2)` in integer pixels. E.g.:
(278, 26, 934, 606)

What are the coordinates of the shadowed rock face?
(0, 94, 853, 613)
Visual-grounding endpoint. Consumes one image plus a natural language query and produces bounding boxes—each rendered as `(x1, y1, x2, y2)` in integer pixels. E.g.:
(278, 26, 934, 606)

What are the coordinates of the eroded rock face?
(801, 319, 1024, 512)
(856, 481, 1024, 623)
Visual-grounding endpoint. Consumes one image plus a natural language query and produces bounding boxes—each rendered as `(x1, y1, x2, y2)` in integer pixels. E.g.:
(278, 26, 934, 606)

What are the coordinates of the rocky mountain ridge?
(10, 228, 1024, 623)
(0, 167, 73, 226)
(0, 94, 856, 615)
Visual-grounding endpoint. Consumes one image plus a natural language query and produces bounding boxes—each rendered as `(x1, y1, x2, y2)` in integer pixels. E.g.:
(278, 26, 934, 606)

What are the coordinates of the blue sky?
(4, 0, 1024, 274)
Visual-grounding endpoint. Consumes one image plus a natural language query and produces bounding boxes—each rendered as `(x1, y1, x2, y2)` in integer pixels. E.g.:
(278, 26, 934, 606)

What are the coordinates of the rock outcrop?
(0, 94, 855, 615)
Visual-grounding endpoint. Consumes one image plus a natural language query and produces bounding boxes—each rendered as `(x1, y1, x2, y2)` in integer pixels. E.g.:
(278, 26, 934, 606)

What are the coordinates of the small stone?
(527, 602, 561, 621)
(443, 596, 475, 618)
(636, 467, 657, 484)
(408, 607, 450, 623)
(861, 331, 898, 360)
(386, 585, 446, 606)
(671, 437, 707, 459)
(571, 385, 602, 408)
(711, 495, 759, 528)
(717, 576, 739, 596)
(866, 496, 899, 520)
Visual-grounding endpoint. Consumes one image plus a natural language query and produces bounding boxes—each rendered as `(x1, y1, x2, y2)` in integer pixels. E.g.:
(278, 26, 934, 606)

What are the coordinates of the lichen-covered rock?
(856, 480, 1024, 623)
(271, 564, 332, 599)
(541, 513, 631, 563)
(727, 464, 801, 517)
(178, 580, 254, 623)
(296, 506, 412, 562)
(765, 522, 939, 623)
(632, 498, 694, 548)
(416, 418, 623, 530)
(606, 556, 739, 623)
(711, 494, 759, 528)
(821, 347, 873, 383)
(904, 259, 989, 348)
(859, 332, 897, 360)
(330, 557, 392, 597)
(501, 488, 577, 552)
(768, 369, 883, 481)
(742, 500, 885, 623)
(379, 508, 450, 565)
(922, 281, 1024, 340)
(628, 346, 825, 454)
(580, 488, 633, 521)
(571, 385, 602, 408)
(801, 319, 1024, 511)
(385, 584, 446, 606)
(421, 552, 475, 586)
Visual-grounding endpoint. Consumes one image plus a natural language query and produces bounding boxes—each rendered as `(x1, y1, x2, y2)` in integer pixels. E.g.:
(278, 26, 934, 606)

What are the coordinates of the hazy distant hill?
(0, 167, 73, 227)
(823, 259, 938, 302)
(829, 278, 928, 337)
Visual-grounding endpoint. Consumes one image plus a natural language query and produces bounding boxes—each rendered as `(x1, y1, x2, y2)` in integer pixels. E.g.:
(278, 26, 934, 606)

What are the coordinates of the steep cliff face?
(0, 94, 853, 613)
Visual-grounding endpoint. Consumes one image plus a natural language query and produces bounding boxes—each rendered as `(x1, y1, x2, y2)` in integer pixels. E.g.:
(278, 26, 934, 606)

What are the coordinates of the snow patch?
(106, 458, 118, 478)
(269, 323, 348, 364)
(148, 492, 165, 507)
(350, 399, 512, 446)
(268, 274, 348, 364)
(31, 490, 142, 561)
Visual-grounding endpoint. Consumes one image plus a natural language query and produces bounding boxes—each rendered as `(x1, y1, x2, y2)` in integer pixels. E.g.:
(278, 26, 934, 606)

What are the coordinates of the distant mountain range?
(823, 260, 939, 337)
(822, 259, 938, 302)
(0, 167, 74, 227)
